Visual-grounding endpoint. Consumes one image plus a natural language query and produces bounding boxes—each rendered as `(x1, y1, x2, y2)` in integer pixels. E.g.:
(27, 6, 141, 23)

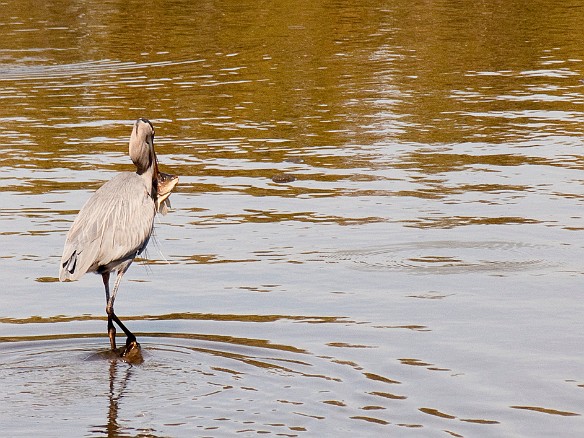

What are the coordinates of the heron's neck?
(139, 163, 157, 196)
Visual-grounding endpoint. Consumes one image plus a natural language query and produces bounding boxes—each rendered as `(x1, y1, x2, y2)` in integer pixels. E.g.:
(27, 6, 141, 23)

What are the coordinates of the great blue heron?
(59, 118, 178, 356)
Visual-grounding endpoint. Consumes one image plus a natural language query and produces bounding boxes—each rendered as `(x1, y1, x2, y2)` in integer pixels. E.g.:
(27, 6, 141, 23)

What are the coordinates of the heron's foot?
(121, 337, 143, 364)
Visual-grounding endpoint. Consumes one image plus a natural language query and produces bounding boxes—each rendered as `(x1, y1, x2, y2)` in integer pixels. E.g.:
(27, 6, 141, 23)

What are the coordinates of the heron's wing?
(60, 173, 155, 281)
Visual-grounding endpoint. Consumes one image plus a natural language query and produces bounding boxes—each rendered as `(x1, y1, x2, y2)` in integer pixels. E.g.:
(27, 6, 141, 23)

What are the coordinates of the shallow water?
(2, 0, 584, 436)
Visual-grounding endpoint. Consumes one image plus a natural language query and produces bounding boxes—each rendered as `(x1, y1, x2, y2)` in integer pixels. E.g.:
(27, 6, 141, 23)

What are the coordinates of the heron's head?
(129, 118, 156, 175)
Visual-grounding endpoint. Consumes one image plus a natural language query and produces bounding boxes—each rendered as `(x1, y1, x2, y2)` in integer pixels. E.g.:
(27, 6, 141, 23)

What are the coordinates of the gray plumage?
(59, 118, 161, 356)
(59, 172, 155, 281)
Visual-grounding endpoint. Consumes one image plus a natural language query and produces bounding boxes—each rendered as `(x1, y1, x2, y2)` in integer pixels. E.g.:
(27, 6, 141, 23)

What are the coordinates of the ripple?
(1, 331, 506, 435)
(0, 334, 406, 436)
(328, 240, 553, 275)
(0, 59, 205, 82)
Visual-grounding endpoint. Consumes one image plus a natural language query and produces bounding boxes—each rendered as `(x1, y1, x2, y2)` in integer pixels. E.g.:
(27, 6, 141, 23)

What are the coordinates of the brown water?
(2, 0, 584, 436)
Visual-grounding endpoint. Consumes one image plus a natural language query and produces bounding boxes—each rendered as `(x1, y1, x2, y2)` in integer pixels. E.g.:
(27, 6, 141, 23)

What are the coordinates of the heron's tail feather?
(59, 250, 78, 281)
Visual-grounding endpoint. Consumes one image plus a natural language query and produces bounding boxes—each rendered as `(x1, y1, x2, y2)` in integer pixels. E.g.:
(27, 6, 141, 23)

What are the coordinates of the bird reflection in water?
(85, 341, 145, 436)
(106, 360, 131, 437)
(86, 358, 138, 437)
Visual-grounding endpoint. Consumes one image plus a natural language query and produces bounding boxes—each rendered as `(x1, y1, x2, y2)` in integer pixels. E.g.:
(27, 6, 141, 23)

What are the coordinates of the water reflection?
(0, 334, 376, 435)
(3, 297, 584, 435)
(89, 360, 138, 438)
(2, 0, 584, 436)
(1, 328, 511, 436)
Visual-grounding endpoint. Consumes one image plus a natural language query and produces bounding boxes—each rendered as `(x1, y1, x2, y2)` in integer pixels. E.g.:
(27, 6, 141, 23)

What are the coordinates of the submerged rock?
(271, 173, 296, 184)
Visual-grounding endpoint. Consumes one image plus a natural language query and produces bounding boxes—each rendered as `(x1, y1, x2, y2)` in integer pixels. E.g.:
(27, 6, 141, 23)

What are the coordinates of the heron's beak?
(150, 134, 159, 171)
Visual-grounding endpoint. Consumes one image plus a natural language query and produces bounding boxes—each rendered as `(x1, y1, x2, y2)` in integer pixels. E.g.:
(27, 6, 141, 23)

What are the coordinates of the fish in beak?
(156, 171, 179, 215)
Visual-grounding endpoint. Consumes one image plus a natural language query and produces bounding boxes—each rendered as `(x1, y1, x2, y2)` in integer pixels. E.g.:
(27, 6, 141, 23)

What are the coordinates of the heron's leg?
(102, 272, 116, 351)
(106, 266, 137, 349)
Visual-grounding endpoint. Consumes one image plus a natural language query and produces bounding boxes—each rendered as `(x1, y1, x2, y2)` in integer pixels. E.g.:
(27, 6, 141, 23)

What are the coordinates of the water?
(1, 0, 584, 436)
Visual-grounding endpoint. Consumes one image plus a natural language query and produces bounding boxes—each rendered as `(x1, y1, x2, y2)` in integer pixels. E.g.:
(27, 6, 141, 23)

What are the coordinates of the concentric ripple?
(0, 334, 413, 437)
(328, 240, 553, 275)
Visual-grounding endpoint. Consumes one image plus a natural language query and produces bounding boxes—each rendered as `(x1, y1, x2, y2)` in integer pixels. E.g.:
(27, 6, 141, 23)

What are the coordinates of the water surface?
(2, 1, 584, 436)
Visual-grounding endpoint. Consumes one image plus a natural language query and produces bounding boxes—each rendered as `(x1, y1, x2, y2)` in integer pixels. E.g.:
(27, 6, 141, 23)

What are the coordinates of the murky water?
(2, 0, 584, 436)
